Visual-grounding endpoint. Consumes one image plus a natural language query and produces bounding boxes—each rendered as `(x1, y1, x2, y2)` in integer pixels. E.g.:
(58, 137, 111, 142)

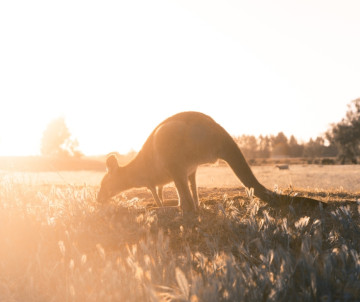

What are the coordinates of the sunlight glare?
(0, 0, 359, 156)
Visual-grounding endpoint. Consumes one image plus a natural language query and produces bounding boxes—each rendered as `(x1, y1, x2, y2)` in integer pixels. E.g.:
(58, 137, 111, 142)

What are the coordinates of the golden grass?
(0, 178, 359, 301)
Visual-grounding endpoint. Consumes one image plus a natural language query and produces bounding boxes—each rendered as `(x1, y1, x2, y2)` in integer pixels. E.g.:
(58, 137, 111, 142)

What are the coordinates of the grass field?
(1, 164, 359, 192)
(0, 165, 359, 301)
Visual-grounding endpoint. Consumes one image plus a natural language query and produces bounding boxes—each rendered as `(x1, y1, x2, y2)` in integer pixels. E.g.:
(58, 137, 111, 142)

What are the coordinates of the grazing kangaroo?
(97, 112, 325, 212)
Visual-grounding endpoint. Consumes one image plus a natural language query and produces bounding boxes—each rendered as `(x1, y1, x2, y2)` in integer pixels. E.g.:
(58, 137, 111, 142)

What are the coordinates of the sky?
(0, 0, 359, 156)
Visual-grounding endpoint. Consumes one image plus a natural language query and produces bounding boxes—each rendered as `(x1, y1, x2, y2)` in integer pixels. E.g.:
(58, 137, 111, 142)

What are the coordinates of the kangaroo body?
(98, 112, 323, 211)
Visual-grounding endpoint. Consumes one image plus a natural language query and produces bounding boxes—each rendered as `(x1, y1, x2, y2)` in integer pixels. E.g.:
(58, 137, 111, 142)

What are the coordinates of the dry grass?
(0, 177, 359, 301)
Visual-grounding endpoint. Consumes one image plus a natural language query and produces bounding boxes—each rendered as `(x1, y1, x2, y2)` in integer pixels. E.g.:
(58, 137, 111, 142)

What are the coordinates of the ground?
(0, 165, 359, 301)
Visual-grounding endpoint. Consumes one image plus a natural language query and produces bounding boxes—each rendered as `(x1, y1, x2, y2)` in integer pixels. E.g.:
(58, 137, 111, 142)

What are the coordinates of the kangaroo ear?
(106, 155, 119, 174)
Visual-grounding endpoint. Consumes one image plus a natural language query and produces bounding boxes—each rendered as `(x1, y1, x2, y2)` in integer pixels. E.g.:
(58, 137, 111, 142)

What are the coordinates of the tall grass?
(0, 178, 359, 301)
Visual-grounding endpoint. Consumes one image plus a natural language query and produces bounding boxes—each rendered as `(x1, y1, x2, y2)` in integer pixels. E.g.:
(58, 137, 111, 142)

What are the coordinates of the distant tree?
(234, 135, 258, 159)
(258, 135, 271, 158)
(327, 98, 360, 164)
(271, 132, 289, 157)
(41, 117, 82, 158)
(246, 135, 258, 158)
(322, 141, 338, 157)
(303, 136, 326, 158)
(288, 135, 304, 157)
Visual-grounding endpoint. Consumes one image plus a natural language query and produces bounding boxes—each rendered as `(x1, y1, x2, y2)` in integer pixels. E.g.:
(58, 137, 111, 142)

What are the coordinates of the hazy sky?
(0, 0, 359, 156)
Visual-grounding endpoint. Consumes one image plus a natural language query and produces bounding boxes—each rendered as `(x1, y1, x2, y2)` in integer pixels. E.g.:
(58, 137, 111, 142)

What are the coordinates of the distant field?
(1, 164, 359, 193)
(197, 164, 360, 193)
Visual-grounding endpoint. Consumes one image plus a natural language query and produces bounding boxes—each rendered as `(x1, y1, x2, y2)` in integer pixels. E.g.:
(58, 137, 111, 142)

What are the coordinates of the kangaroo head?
(97, 155, 124, 203)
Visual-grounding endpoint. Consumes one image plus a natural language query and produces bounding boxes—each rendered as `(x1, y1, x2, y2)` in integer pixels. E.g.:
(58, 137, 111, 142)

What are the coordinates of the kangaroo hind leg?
(172, 172, 196, 213)
(188, 171, 199, 211)
(157, 185, 164, 204)
(149, 186, 164, 207)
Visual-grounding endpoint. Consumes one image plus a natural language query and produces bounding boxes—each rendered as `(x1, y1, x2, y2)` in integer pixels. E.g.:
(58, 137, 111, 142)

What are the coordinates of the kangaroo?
(97, 111, 325, 212)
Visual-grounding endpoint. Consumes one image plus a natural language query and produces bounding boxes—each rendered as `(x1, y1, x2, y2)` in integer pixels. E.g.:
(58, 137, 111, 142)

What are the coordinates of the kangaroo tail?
(219, 136, 272, 201)
(219, 135, 326, 208)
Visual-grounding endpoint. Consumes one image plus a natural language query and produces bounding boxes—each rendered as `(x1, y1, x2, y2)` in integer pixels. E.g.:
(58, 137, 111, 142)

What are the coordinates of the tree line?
(234, 133, 337, 160)
(235, 98, 360, 163)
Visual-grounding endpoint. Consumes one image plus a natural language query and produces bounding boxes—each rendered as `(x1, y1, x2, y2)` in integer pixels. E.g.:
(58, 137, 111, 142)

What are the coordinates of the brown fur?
(97, 112, 325, 212)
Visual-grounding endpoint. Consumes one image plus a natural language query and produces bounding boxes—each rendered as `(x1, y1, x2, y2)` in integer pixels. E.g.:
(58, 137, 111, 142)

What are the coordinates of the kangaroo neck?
(121, 154, 148, 188)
